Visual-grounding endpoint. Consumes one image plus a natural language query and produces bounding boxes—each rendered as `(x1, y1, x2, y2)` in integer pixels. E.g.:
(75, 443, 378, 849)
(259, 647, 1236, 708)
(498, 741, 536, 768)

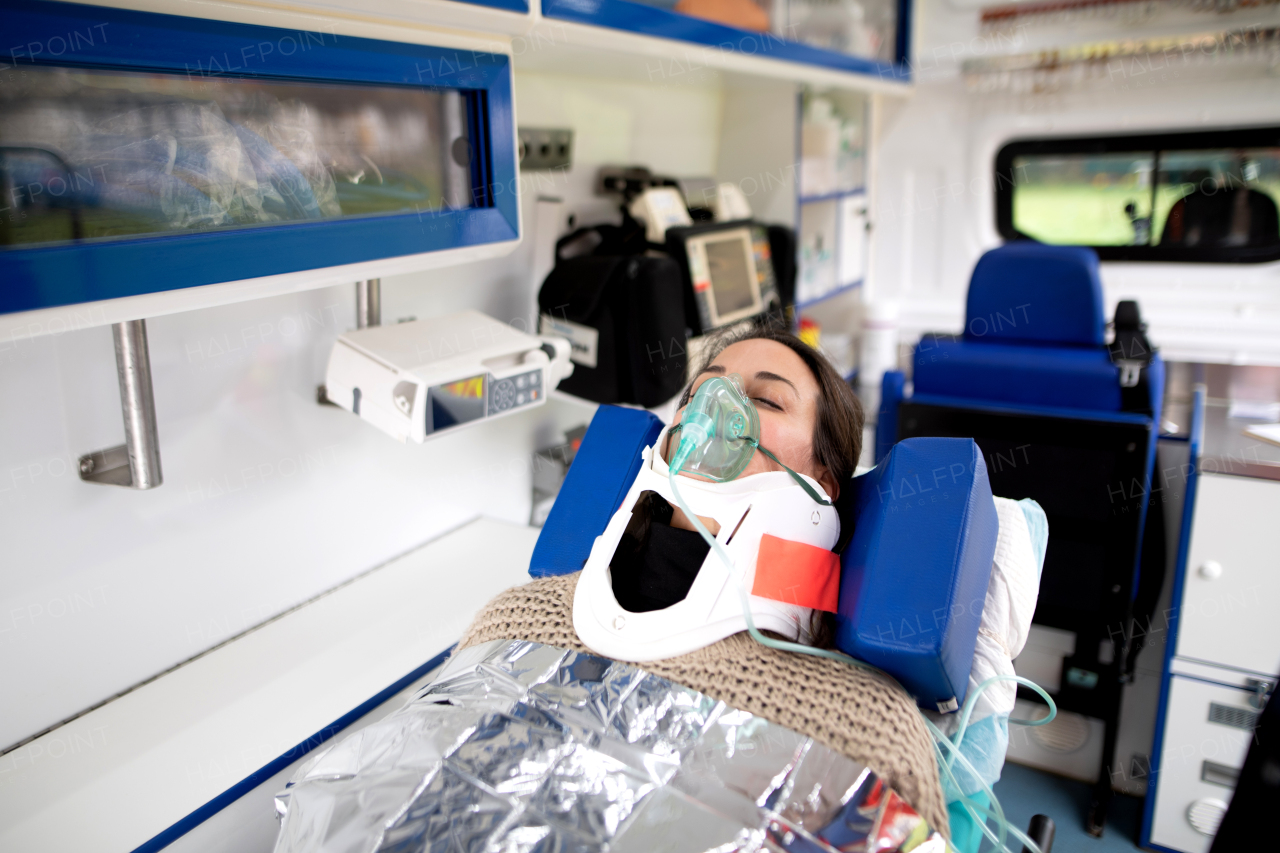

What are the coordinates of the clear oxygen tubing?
(924, 675, 1059, 853)
(667, 434, 1058, 853)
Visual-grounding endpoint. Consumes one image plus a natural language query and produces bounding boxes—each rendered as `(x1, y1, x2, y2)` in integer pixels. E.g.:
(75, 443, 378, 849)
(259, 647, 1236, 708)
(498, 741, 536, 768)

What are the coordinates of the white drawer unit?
(1143, 390, 1280, 853)
(1177, 473, 1280, 677)
(1149, 674, 1258, 852)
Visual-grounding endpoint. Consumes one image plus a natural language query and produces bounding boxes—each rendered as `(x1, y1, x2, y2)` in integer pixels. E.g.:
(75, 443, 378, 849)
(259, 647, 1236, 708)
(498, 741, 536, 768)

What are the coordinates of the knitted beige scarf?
(458, 572, 949, 836)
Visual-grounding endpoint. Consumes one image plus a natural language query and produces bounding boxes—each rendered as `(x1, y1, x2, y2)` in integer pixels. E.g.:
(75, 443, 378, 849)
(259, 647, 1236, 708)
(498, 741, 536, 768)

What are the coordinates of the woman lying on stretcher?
(461, 323, 1047, 839)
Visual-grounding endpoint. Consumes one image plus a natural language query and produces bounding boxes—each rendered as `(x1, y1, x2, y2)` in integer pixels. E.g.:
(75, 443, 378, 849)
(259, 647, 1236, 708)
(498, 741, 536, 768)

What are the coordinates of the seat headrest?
(966, 243, 1105, 347)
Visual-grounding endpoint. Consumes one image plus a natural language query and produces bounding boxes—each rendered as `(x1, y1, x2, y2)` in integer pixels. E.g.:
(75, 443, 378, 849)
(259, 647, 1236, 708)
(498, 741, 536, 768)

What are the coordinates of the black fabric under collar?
(610, 495, 710, 613)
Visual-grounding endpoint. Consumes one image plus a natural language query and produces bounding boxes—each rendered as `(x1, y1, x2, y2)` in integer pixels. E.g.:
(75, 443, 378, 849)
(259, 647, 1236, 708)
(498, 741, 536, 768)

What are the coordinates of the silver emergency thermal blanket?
(273, 639, 950, 853)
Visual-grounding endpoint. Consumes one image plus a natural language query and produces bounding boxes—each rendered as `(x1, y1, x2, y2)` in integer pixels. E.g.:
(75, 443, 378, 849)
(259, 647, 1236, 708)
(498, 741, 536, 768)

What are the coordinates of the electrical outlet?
(519, 128, 572, 171)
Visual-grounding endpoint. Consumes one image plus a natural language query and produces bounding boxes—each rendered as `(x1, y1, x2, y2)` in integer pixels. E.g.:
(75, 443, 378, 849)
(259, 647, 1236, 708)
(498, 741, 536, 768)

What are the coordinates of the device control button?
(530, 372, 540, 386)
(493, 380, 515, 410)
(517, 392, 526, 405)
(516, 376, 526, 389)
(531, 390, 539, 401)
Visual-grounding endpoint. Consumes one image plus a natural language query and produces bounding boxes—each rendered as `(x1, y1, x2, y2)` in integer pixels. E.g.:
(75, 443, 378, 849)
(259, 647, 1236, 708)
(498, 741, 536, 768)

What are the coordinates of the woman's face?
(668, 338, 838, 500)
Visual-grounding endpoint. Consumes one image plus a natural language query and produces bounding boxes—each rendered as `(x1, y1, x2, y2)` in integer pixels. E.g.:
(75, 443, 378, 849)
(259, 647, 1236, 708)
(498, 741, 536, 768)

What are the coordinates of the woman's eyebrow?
(699, 365, 727, 376)
(755, 371, 799, 395)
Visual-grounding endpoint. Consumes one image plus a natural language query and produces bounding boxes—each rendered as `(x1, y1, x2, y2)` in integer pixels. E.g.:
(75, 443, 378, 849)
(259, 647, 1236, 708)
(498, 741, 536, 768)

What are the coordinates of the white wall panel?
(873, 0, 1280, 363)
(0, 66, 735, 753)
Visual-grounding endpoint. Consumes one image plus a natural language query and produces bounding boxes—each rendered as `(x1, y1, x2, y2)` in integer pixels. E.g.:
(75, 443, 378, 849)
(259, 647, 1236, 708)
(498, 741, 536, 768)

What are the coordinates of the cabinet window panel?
(996, 128, 1280, 263)
(623, 0, 898, 64)
(0, 65, 475, 248)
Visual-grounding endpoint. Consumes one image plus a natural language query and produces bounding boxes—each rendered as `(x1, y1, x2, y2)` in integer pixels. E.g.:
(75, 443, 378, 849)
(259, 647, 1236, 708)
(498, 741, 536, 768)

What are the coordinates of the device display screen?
(704, 236, 757, 315)
(428, 374, 486, 433)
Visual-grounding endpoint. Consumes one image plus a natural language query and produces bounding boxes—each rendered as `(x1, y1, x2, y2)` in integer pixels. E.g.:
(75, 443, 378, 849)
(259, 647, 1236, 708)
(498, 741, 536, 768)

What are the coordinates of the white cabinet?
(1149, 675, 1259, 852)
(1144, 391, 1280, 852)
(1177, 473, 1280, 677)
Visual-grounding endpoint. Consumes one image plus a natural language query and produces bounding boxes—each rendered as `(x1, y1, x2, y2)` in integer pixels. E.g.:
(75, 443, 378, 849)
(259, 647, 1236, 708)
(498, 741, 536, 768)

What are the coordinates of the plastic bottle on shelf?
(822, 331, 855, 380)
(801, 98, 840, 198)
(857, 300, 898, 417)
(836, 114, 863, 192)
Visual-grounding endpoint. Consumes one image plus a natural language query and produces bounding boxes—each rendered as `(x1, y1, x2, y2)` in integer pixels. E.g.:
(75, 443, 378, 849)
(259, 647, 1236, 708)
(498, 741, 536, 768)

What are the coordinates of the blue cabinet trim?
(1140, 387, 1206, 849)
(540, 0, 910, 81)
(454, 0, 530, 12)
(4, 211, 519, 314)
(0, 0, 520, 315)
(127, 646, 456, 853)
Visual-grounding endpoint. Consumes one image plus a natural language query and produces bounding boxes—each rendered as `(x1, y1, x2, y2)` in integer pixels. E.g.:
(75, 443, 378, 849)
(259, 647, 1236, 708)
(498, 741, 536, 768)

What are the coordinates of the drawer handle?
(1198, 560, 1223, 580)
(1201, 760, 1240, 788)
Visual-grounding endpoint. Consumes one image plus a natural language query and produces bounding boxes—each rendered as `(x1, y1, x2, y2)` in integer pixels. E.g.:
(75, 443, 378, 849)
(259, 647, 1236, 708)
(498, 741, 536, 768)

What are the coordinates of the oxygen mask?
(669, 374, 830, 506)
(669, 374, 760, 482)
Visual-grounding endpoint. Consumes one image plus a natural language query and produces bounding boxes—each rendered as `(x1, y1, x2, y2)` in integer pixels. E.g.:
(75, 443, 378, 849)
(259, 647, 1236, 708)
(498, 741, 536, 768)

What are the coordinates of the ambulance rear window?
(995, 127, 1280, 263)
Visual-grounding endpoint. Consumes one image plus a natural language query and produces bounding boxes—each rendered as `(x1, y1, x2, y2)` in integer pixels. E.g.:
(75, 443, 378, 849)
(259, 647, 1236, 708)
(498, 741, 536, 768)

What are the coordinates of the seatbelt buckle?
(1116, 360, 1144, 388)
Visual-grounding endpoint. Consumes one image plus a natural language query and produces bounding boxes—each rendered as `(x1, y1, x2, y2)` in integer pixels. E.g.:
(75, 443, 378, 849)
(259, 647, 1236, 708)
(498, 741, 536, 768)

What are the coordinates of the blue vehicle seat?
(875, 241, 1165, 836)
(904, 243, 1163, 422)
(531, 405, 999, 713)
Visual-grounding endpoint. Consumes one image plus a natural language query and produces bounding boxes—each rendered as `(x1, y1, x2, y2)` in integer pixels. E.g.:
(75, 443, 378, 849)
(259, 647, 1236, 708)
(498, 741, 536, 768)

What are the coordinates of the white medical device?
(712, 182, 753, 222)
(628, 186, 694, 242)
(325, 310, 574, 443)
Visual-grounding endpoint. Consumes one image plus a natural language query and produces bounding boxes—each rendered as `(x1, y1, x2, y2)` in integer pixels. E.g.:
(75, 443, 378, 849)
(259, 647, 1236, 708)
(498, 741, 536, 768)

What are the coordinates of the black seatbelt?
(1109, 300, 1155, 414)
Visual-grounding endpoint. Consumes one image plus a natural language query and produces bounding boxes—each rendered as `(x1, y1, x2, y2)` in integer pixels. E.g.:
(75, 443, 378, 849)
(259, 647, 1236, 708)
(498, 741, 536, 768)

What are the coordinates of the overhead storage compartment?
(0, 0, 521, 318)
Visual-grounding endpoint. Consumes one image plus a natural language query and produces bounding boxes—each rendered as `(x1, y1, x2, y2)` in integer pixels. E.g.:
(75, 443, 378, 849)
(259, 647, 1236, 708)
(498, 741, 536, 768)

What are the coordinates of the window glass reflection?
(1012, 153, 1155, 247)
(1156, 149, 1280, 249)
(1010, 148, 1280, 250)
(0, 66, 473, 248)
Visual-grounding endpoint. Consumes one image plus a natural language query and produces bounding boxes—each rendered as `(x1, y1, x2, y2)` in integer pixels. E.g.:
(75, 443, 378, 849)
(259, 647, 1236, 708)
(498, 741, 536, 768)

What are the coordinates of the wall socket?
(519, 128, 573, 171)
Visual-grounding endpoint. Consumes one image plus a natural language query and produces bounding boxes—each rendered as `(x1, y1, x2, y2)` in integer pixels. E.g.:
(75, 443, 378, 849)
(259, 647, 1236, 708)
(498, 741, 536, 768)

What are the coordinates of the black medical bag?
(538, 253, 687, 408)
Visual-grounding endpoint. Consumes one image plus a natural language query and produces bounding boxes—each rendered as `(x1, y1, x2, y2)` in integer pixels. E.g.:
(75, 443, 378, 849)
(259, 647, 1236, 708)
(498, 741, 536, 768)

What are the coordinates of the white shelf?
(799, 188, 867, 205)
(0, 518, 539, 853)
(515, 18, 914, 94)
(797, 279, 864, 311)
(238, 0, 539, 37)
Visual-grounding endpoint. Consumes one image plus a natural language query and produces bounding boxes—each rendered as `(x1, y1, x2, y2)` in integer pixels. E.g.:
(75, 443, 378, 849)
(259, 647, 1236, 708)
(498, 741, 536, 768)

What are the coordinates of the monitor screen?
(429, 374, 486, 433)
(704, 235, 757, 316)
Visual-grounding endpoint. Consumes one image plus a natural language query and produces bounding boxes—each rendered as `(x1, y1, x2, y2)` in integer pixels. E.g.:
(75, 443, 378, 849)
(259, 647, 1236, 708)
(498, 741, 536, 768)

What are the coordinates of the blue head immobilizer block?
(834, 437, 998, 712)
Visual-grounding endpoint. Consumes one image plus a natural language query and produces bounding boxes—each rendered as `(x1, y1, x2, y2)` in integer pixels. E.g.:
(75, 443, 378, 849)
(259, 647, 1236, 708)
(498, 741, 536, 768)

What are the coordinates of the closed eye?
(753, 396, 782, 411)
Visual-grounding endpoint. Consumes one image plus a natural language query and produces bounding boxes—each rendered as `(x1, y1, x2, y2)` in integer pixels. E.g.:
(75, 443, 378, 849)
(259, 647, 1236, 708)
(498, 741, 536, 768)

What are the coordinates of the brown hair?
(680, 322, 865, 489)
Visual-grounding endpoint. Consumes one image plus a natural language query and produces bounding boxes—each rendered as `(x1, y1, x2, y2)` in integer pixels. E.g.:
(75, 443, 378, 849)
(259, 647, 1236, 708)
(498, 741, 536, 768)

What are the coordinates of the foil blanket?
(273, 639, 951, 853)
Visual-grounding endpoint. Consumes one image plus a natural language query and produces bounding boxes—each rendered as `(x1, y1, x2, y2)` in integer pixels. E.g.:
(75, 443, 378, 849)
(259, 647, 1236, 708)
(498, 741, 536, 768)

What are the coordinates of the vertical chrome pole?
(113, 319, 163, 489)
(356, 279, 381, 329)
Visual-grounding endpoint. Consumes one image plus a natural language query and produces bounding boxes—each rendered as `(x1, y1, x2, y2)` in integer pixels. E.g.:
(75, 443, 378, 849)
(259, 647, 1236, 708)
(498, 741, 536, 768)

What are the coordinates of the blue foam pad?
(835, 437, 998, 711)
(875, 370, 906, 463)
(966, 244, 1105, 347)
(530, 405, 664, 577)
(914, 337, 1124, 412)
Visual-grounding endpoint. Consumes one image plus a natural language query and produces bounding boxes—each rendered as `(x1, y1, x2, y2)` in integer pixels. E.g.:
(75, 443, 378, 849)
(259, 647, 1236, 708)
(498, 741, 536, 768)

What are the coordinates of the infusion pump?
(325, 311, 574, 443)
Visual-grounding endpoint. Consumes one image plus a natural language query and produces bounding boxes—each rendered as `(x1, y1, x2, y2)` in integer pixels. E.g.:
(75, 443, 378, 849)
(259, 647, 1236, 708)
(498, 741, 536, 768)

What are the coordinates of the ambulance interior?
(1, 0, 1278, 851)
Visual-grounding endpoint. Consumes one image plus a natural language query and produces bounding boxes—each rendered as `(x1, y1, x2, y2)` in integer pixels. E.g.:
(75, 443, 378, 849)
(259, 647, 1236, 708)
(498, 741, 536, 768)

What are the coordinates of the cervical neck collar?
(573, 426, 841, 662)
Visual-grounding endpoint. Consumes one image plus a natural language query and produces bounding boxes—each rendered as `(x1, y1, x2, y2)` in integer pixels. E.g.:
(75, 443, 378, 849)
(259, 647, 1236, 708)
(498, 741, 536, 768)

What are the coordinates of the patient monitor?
(325, 310, 574, 443)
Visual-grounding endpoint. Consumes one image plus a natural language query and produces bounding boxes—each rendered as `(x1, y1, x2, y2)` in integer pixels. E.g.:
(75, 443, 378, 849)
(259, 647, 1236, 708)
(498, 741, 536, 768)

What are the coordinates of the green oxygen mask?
(669, 374, 831, 507)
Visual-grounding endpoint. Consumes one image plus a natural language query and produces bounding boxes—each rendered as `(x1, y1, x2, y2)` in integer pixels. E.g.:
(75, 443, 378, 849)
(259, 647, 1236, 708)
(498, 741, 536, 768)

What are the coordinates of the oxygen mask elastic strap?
(670, 374, 831, 507)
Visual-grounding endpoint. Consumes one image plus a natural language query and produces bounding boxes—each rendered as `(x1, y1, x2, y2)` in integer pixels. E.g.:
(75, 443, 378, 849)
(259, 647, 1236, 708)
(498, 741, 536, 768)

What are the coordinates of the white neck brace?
(573, 426, 840, 662)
